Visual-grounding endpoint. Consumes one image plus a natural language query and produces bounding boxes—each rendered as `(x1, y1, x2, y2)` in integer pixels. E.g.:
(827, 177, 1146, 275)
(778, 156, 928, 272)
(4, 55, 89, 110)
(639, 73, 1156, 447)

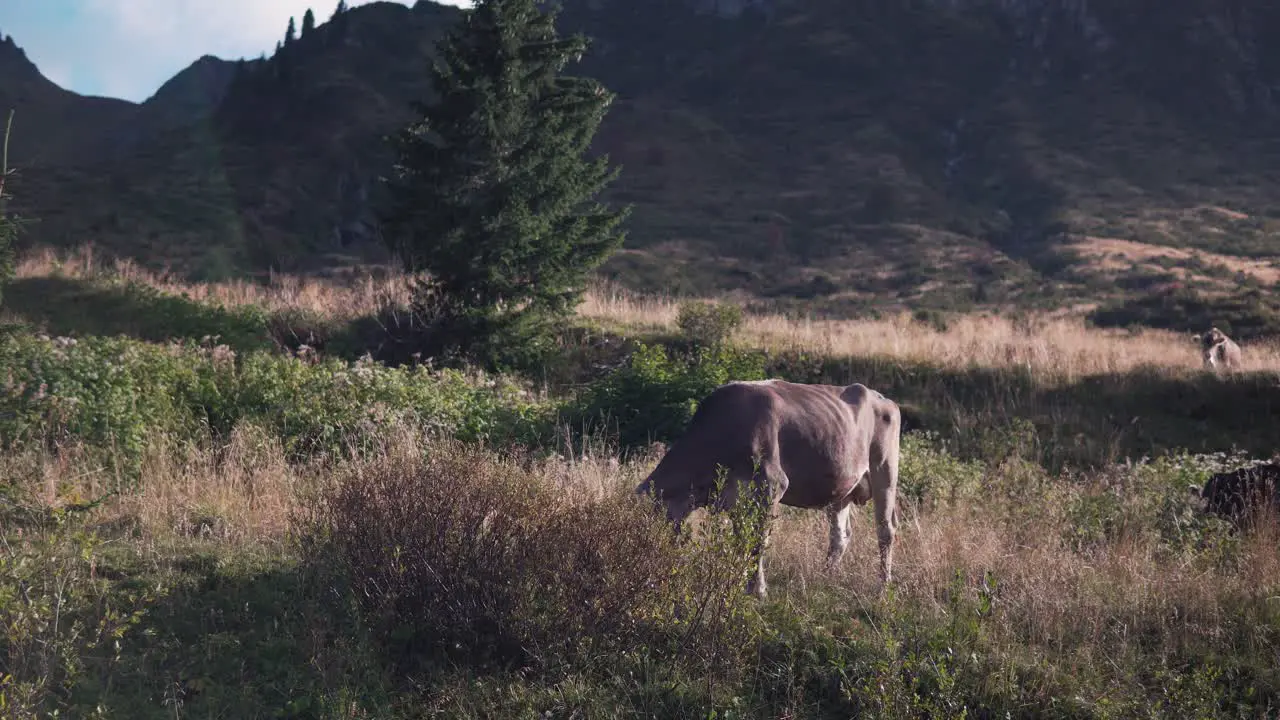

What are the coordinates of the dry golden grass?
(16, 245, 412, 323)
(19, 244, 1280, 381)
(581, 281, 1280, 380)
(6, 429, 317, 548)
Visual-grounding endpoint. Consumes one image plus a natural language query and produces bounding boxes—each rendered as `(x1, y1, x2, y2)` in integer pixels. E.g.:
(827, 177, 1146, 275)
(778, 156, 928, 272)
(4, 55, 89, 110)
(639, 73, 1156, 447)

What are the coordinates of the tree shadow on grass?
(72, 547, 397, 719)
(2, 275, 274, 352)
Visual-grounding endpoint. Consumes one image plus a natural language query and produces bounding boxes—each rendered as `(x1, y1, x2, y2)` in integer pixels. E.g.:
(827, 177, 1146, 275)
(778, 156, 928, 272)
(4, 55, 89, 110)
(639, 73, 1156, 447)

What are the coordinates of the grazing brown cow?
(1189, 461, 1280, 528)
(1200, 327, 1242, 372)
(635, 379, 902, 599)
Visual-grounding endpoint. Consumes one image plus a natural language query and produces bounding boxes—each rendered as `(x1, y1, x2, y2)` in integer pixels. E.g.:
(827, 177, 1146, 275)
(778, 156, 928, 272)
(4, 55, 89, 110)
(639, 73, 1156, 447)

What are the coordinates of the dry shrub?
(306, 439, 764, 676)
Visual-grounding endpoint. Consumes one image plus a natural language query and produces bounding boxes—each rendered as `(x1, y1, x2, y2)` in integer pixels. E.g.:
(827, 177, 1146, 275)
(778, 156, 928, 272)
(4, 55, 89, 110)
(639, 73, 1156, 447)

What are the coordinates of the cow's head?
(1190, 473, 1236, 517)
(1201, 327, 1228, 349)
(635, 475, 696, 530)
(1187, 482, 1207, 509)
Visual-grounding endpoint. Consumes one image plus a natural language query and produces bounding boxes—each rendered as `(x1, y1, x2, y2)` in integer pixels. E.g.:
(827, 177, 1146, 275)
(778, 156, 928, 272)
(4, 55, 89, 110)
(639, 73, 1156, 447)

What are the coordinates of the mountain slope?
(0, 34, 136, 166)
(3, 0, 1280, 317)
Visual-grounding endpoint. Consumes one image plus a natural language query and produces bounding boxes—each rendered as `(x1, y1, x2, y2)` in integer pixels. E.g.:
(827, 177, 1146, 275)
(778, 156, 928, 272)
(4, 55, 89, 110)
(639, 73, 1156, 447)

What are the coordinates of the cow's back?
(1204, 462, 1280, 522)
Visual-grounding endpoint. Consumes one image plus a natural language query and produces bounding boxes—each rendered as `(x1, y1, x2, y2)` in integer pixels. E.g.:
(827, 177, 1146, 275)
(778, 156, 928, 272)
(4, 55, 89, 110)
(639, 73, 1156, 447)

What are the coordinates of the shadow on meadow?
(68, 548, 395, 719)
(764, 350, 1280, 471)
(3, 275, 274, 353)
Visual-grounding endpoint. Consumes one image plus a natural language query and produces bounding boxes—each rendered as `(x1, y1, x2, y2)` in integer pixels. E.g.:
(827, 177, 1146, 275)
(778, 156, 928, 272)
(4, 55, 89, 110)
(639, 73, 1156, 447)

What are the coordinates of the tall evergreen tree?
(285, 17, 297, 46)
(302, 9, 316, 36)
(381, 0, 630, 366)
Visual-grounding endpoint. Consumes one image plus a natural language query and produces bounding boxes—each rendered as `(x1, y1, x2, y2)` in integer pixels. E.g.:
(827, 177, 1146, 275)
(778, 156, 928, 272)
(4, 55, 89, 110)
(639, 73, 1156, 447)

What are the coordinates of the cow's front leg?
(742, 461, 789, 600)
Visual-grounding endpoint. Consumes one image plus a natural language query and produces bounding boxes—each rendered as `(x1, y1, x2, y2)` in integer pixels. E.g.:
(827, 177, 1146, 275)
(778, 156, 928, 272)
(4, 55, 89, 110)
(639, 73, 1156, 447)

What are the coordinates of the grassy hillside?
(2, 245, 1279, 717)
(5, 0, 1280, 322)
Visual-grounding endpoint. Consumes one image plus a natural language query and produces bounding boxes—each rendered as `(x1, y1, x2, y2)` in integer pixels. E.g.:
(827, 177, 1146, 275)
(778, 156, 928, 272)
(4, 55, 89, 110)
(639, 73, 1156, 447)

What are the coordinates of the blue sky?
(2, 0, 468, 103)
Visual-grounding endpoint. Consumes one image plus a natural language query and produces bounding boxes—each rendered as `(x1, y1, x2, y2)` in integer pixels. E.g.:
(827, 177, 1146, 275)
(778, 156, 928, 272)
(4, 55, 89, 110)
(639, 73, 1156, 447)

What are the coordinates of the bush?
(676, 300, 743, 349)
(1062, 451, 1240, 560)
(1088, 286, 1280, 340)
(897, 431, 984, 512)
(0, 506, 157, 718)
(564, 341, 767, 451)
(305, 441, 766, 677)
(0, 332, 555, 474)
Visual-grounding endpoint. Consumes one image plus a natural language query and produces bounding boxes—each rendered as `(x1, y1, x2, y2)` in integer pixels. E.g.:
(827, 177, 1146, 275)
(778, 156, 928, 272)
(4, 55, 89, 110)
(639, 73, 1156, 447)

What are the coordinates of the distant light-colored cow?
(1200, 327, 1242, 372)
(635, 379, 902, 599)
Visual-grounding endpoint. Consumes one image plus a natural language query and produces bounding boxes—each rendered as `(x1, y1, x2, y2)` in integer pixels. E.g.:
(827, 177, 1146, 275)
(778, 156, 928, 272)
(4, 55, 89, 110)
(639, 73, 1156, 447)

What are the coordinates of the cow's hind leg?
(871, 427, 902, 587)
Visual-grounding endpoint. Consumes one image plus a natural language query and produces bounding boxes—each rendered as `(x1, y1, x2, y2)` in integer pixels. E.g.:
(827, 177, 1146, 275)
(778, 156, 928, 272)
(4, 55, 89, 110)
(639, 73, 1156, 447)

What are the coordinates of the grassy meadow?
(2, 245, 1279, 718)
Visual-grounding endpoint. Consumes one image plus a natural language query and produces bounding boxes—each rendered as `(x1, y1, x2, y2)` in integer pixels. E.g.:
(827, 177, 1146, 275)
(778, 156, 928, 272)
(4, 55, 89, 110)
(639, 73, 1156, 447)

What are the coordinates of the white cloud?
(69, 0, 469, 101)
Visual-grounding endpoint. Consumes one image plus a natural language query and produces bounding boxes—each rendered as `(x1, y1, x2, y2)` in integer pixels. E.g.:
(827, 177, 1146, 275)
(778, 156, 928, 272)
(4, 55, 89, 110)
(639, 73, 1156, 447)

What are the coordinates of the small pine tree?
(332, 0, 347, 18)
(0, 110, 20, 306)
(285, 16, 297, 46)
(302, 9, 316, 36)
(381, 0, 630, 367)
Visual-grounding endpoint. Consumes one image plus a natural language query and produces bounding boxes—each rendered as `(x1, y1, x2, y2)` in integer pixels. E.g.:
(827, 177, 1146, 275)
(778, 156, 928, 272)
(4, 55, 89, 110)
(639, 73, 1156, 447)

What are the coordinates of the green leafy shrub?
(0, 508, 157, 718)
(0, 333, 556, 474)
(897, 431, 984, 512)
(676, 300, 743, 349)
(564, 341, 767, 450)
(0, 334, 210, 477)
(1060, 450, 1246, 563)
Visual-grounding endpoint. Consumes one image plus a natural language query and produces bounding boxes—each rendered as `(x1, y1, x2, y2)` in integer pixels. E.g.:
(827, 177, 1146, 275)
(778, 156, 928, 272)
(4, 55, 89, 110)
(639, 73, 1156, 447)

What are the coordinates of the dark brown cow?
(635, 379, 902, 599)
(1190, 461, 1280, 527)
